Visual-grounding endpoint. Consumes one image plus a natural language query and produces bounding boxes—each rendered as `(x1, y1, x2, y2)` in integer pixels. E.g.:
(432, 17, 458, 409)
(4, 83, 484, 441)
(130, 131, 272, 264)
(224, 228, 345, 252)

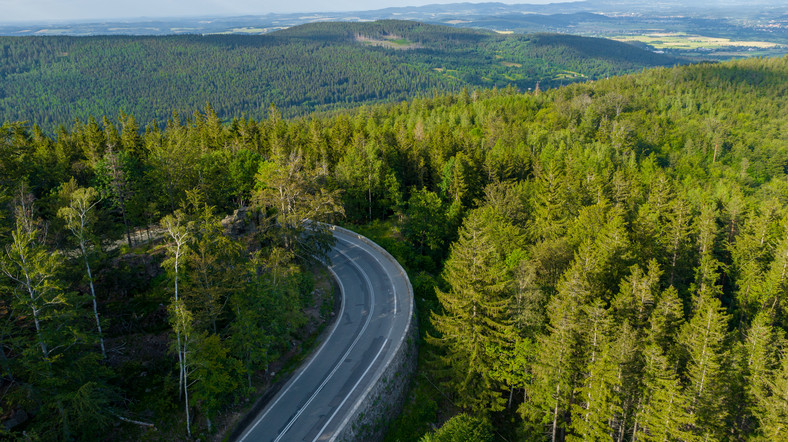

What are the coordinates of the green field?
(614, 32, 779, 49)
(612, 32, 788, 59)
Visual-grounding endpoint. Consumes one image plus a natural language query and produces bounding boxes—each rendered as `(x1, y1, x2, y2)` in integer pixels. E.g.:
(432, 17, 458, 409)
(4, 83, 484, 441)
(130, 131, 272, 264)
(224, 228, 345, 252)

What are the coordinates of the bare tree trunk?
(184, 342, 191, 438)
(19, 259, 49, 359)
(164, 216, 189, 400)
(112, 413, 155, 428)
(552, 382, 561, 442)
(175, 253, 184, 398)
(82, 242, 106, 358)
(368, 173, 373, 222)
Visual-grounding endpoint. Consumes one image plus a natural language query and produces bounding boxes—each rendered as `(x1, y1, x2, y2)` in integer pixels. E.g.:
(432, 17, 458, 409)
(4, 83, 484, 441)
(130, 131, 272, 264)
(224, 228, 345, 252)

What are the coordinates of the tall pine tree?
(429, 210, 515, 412)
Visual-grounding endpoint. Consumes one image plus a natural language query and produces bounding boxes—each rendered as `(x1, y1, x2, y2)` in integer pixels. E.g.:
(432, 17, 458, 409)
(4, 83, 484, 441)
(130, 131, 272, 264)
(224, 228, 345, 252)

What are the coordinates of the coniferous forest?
(1, 52, 787, 441)
(0, 20, 684, 132)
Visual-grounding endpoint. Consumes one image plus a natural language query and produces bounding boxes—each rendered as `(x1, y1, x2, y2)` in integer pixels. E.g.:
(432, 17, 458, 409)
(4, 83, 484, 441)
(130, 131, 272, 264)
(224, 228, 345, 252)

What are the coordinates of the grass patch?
(229, 27, 270, 34)
(355, 34, 422, 50)
(554, 70, 586, 80)
(612, 32, 782, 50)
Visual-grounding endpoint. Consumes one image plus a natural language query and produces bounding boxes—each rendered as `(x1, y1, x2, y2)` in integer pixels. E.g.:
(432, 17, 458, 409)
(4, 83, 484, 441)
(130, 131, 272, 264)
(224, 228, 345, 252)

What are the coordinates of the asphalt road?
(236, 226, 413, 442)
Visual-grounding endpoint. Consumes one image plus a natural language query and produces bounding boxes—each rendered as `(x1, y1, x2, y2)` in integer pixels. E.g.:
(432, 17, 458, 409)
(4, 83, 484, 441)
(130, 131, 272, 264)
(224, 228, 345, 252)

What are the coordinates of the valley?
(0, 20, 685, 131)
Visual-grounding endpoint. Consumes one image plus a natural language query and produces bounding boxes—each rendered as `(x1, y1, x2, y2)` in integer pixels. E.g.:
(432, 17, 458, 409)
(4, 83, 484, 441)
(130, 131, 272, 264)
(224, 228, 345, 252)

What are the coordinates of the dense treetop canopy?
(1, 54, 786, 440)
(0, 20, 684, 132)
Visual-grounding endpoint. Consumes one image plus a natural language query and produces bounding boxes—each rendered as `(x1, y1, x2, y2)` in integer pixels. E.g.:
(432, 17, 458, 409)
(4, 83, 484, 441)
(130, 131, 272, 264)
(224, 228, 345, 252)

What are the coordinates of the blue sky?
(0, 0, 572, 23)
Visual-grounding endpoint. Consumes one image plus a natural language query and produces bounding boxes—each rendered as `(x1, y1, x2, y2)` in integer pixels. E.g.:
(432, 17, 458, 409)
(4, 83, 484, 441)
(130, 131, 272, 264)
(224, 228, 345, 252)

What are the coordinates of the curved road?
(236, 226, 413, 442)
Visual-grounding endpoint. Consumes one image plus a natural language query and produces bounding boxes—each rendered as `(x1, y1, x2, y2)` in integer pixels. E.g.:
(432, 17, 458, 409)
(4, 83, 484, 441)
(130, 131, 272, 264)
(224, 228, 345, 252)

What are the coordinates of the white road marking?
(311, 339, 388, 442)
(239, 230, 406, 442)
(335, 235, 398, 315)
(237, 248, 350, 442)
(272, 245, 376, 442)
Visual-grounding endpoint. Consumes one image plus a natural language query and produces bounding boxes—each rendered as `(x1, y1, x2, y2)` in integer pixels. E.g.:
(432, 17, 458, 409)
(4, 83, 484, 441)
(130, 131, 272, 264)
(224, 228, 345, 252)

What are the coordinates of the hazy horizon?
(2, 0, 781, 27)
(0, 0, 579, 24)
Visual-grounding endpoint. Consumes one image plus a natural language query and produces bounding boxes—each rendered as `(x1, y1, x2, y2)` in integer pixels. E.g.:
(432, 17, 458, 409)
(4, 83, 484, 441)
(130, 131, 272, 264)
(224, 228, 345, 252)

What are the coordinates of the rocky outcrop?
(3, 408, 29, 431)
(96, 252, 163, 300)
(221, 207, 257, 238)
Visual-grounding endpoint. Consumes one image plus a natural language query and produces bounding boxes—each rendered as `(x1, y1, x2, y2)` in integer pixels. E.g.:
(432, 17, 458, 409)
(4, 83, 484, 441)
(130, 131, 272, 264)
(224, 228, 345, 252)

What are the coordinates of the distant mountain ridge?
(1, 0, 785, 38)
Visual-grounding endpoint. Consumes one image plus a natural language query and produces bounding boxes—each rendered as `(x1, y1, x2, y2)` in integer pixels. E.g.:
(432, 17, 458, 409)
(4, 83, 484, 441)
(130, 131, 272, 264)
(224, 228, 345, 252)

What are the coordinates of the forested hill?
(0, 20, 684, 132)
(0, 55, 787, 440)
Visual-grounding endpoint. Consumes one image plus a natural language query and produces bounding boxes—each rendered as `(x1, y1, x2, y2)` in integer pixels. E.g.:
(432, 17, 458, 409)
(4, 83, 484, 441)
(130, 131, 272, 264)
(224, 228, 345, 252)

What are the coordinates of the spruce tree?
(569, 302, 621, 441)
(648, 286, 686, 365)
(680, 293, 730, 439)
(181, 192, 244, 333)
(744, 312, 783, 437)
(429, 210, 515, 412)
(528, 291, 577, 442)
(662, 197, 694, 288)
(754, 352, 788, 439)
(635, 344, 697, 442)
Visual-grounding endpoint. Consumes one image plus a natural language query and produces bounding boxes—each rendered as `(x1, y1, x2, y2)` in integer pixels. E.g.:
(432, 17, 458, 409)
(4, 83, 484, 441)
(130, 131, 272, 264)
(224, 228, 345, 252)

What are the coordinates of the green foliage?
(253, 147, 343, 260)
(429, 209, 518, 412)
(0, 21, 684, 132)
(1, 205, 116, 440)
(420, 413, 494, 442)
(679, 294, 731, 439)
(385, 385, 439, 442)
(181, 193, 245, 332)
(0, 54, 787, 440)
(190, 333, 242, 429)
(753, 352, 788, 439)
(635, 344, 697, 442)
(404, 188, 448, 259)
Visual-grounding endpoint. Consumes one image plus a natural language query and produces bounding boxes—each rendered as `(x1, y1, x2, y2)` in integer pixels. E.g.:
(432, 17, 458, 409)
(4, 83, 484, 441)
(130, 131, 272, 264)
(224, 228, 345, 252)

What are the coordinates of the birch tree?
(58, 184, 105, 358)
(254, 147, 343, 260)
(169, 299, 195, 438)
(0, 211, 72, 438)
(162, 211, 192, 402)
